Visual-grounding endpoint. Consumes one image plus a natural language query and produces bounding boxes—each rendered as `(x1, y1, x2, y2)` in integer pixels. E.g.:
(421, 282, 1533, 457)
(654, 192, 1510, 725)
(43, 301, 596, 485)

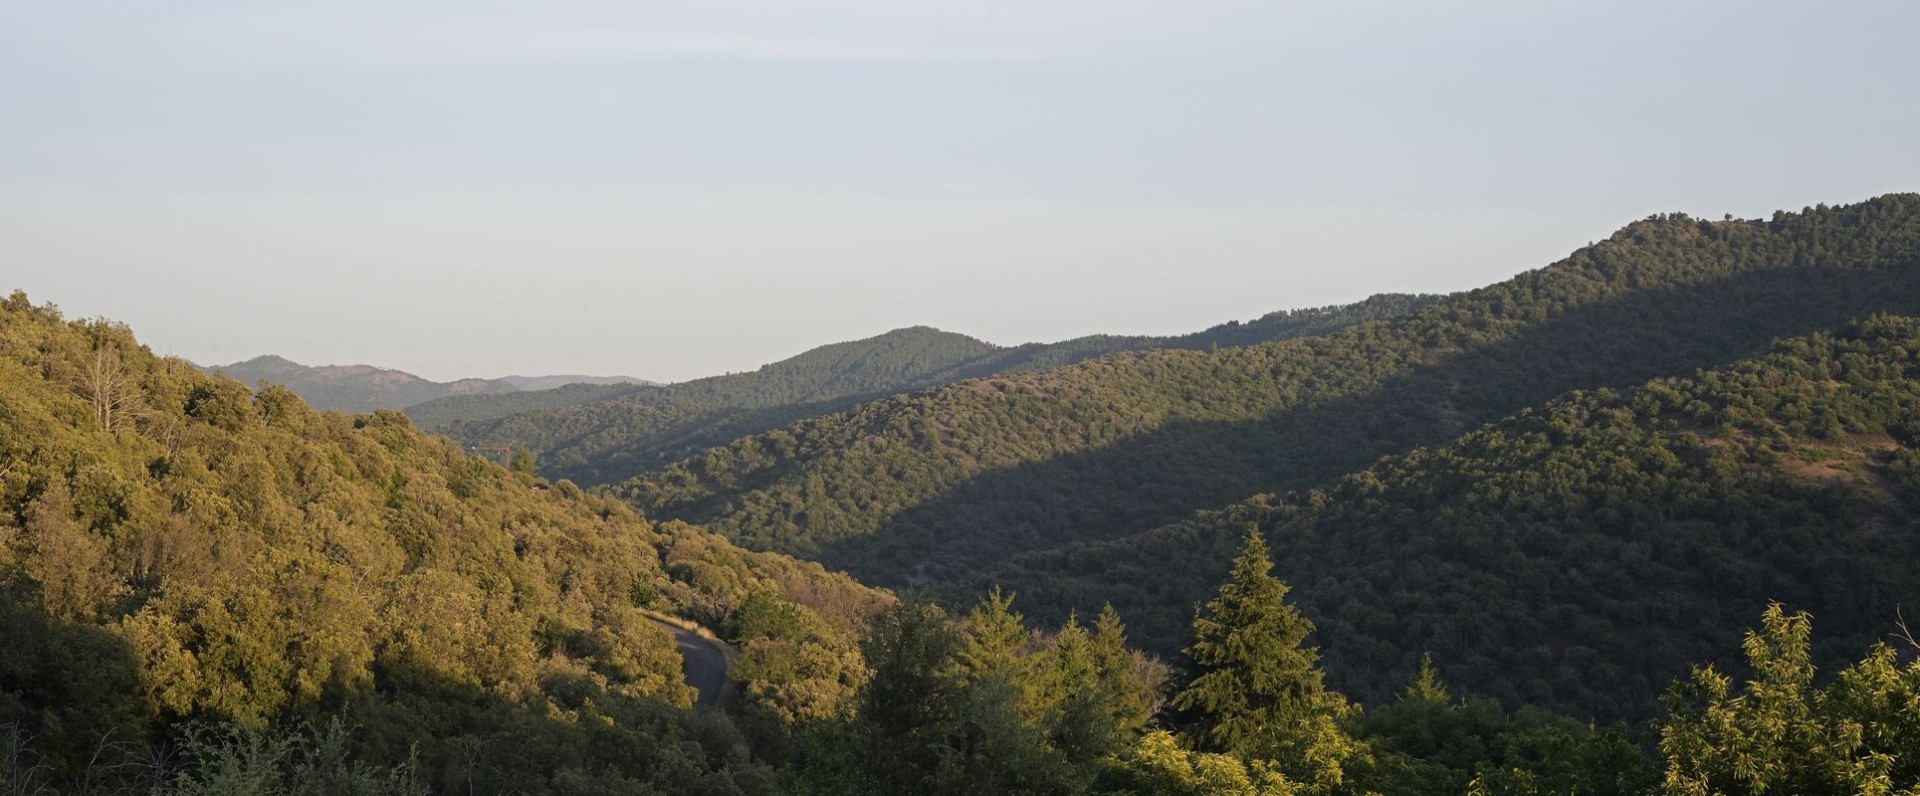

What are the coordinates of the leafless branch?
(75, 347, 144, 434)
(1893, 606, 1920, 656)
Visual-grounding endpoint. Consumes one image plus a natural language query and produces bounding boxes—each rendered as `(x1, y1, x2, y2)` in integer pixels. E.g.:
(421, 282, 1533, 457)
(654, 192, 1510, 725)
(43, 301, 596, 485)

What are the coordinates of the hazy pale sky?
(5, 1, 1917, 382)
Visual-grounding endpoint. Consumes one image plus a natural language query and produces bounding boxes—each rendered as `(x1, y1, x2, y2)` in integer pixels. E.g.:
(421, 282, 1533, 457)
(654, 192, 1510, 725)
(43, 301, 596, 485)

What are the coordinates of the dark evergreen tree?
(1091, 603, 1163, 733)
(1172, 530, 1363, 790)
(1174, 530, 1328, 753)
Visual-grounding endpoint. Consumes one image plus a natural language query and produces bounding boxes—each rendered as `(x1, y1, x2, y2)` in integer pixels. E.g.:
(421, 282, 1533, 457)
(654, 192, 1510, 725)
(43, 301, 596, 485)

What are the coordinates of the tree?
(1040, 613, 1118, 761)
(1656, 603, 1920, 795)
(1404, 654, 1450, 705)
(76, 346, 140, 433)
(1091, 604, 1164, 733)
(852, 599, 961, 794)
(1098, 730, 1298, 796)
(958, 587, 1028, 681)
(509, 447, 537, 476)
(1172, 530, 1361, 789)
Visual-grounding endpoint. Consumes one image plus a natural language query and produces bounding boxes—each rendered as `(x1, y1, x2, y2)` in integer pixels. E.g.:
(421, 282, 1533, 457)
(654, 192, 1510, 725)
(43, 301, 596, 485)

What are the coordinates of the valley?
(8, 196, 1920, 794)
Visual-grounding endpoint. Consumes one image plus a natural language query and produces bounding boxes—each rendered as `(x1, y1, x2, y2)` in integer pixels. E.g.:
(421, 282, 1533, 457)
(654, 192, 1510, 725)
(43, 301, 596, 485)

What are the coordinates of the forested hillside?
(203, 355, 648, 414)
(987, 314, 1920, 719)
(404, 326, 1002, 460)
(416, 294, 1440, 486)
(205, 355, 517, 413)
(616, 196, 1920, 716)
(12, 204, 1920, 792)
(0, 293, 886, 793)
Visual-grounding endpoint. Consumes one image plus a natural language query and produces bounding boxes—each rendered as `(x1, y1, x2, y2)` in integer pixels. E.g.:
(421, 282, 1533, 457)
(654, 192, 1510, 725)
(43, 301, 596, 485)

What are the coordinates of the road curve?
(647, 617, 731, 709)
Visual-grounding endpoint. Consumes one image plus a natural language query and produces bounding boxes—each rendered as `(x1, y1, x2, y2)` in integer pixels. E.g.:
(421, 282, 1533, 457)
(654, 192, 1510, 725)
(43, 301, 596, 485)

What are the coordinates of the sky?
(4, 1, 1918, 383)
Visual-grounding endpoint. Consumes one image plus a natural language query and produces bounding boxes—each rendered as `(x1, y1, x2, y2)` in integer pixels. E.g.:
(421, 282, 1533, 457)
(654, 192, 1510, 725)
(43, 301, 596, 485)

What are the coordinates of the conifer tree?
(1043, 613, 1118, 760)
(1173, 530, 1327, 753)
(1404, 653, 1450, 705)
(958, 586, 1027, 679)
(1091, 603, 1162, 733)
(1173, 530, 1362, 789)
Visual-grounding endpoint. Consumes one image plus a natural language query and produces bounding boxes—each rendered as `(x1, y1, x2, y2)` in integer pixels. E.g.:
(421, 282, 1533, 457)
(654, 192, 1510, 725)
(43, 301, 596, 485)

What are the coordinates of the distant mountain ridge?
(410, 294, 1445, 485)
(496, 373, 656, 391)
(610, 194, 1920, 721)
(202, 354, 652, 414)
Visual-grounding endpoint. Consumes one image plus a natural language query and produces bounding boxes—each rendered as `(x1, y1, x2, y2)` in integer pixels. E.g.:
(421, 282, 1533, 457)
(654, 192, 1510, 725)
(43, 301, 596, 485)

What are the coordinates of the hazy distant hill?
(496, 373, 659, 392)
(414, 294, 1444, 485)
(402, 325, 1003, 436)
(203, 354, 650, 413)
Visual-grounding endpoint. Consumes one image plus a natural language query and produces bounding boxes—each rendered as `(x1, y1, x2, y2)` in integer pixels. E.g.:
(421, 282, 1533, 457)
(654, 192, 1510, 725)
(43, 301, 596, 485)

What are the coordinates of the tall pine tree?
(1172, 529, 1363, 789)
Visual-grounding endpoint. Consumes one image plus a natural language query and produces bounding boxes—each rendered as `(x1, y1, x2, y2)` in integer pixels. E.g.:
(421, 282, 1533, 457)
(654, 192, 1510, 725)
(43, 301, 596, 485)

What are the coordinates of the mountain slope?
(415, 294, 1443, 486)
(0, 294, 883, 791)
(496, 374, 655, 392)
(615, 197, 1920, 633)
(205, 355, 649, 413)
(982, 314, 1920, 721)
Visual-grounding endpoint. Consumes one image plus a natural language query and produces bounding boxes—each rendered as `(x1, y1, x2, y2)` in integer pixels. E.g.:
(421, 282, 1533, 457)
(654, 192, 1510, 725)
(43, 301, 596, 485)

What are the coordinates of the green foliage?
(1093, 605, 1164, 734)
(203, 355, 526, 415)
(1097, 730, 1299, 796)
(613, 201, 1920, 694)
(1656, 604, 1920, 795)
(168, 720, 426, 796)
(788, 595, 1171, 796)
(508, 446, 537, 475)
(728, 589, 867, 724)
(1171, 532, 1363, 790)
(1403, 655, 1449, 704)
(421, 297, 1442, 489)
(0, 293, 883, 792)
(1354, 662, 1654, 796)
(15, 195, 1920, 794)
(1000, 312, 1920, 720)
(958, 586, 1029, 681)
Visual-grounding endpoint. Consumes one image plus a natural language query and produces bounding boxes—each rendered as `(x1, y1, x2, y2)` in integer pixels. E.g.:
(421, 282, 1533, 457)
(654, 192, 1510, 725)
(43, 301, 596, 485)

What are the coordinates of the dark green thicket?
(998, 314, 1920, 720)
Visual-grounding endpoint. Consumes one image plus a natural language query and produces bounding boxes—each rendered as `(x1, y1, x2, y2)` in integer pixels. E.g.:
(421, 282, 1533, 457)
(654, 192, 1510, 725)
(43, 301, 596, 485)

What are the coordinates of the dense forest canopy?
(411, 295, 1443, 487)
(611, 198, 1920, 709)
(9, 196, 1920, 795)
(0, 293, 885, 792)
(989, 313, 1920, 719)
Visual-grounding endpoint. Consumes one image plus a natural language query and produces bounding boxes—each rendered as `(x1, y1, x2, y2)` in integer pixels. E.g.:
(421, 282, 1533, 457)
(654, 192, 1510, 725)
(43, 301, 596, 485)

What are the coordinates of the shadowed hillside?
(979, 314, 1920, 720)
(615, 196, 1920, 720)
(416, 294, 1442, 485)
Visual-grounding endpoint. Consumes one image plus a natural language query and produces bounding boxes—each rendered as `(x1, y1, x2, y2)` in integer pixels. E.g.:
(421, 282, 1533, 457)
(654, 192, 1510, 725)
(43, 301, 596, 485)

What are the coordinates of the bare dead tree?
(1, 723, 54, 796)
(75, 347, 142, 434)
(1894, 607, 1920, 657)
